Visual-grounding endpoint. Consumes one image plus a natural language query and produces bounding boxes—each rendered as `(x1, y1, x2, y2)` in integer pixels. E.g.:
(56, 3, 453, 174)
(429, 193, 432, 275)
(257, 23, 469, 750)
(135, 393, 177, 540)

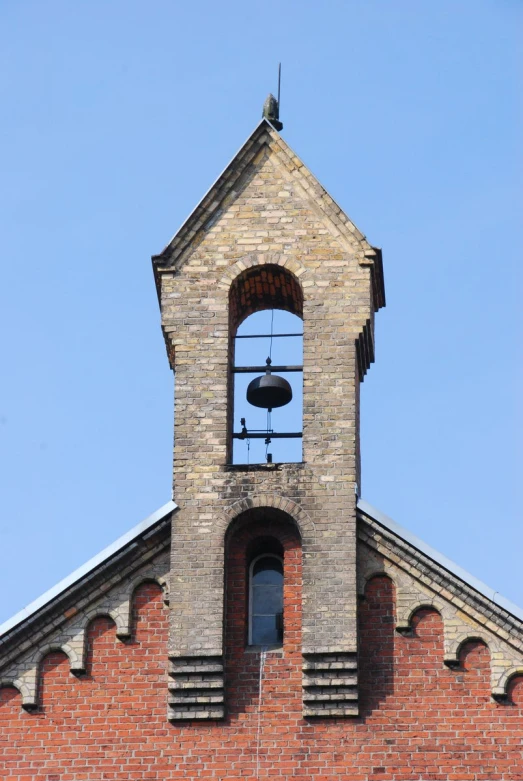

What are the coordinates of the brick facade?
(1, 558, 522, 780)
(1, 118, 522, 778)
(155, 120, 384, 717)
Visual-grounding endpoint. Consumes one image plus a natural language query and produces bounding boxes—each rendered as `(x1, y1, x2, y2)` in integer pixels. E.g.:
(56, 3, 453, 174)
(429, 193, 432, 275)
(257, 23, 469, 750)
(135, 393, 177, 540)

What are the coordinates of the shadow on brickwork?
(224, 511, 303, 721)
(358, 575, 395, 718)
(507, 674, 523, 706)
(81, 583, 164, 679)
(38, 650, 72, 715)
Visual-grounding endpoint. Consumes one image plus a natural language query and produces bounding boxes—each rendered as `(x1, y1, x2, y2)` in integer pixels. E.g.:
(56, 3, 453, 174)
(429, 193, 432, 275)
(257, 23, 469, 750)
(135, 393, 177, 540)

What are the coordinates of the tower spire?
(262, 63, 283, 130)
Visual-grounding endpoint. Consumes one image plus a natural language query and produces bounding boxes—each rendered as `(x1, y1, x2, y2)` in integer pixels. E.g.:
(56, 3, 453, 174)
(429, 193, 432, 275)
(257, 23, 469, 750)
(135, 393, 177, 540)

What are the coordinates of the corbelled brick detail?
(302, 652, 359, 717)
(168, 656, 224, 720)
(0, 551, 170, 710)
(2, 567, 522, 779)
(357, 509, 523, 700)
(155, 122, 383, 717)
(1, 117, 522, 777)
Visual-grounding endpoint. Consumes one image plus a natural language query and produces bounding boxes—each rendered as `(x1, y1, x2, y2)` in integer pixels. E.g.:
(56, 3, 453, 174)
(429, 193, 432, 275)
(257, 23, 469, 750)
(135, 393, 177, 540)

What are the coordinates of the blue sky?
(0, 0, 521, 622)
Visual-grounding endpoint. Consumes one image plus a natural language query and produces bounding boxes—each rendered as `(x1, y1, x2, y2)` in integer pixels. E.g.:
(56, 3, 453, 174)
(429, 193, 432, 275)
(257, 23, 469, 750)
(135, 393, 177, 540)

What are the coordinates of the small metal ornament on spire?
(262, 63, 283, 131)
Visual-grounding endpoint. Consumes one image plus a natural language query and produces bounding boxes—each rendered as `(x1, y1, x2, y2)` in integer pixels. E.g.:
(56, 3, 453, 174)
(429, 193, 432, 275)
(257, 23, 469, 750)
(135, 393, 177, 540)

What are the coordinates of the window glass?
(250, 555, 283, 646)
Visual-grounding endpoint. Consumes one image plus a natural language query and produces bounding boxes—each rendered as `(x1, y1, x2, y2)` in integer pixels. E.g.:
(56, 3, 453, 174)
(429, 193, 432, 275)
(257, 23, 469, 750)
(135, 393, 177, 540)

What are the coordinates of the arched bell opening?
(229, 264, 303, 334)
(228, 266, 304, 465)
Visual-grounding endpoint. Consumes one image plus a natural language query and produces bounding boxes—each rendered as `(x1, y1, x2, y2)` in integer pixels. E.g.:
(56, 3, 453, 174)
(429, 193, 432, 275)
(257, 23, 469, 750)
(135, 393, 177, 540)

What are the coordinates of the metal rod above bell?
(246, 358, 293, 410)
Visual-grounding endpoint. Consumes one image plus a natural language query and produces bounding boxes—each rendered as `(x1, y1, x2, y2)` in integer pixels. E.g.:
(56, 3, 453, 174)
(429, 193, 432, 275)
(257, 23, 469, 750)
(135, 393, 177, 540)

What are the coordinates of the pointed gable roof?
(152, 118, 385, 312)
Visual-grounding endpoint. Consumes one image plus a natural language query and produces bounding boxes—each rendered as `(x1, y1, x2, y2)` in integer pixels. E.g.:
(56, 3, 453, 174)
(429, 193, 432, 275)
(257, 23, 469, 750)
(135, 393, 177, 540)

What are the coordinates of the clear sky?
(0, 0, 521, 623)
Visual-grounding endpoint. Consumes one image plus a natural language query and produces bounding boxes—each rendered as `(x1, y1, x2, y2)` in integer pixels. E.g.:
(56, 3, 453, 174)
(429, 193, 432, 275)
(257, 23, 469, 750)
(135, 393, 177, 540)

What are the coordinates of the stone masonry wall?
(158, 127, 378, 716)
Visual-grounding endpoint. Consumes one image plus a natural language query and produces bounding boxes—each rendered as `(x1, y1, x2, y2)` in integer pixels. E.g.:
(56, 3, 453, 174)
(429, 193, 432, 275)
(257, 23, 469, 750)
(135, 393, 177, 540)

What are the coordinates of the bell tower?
(152, 113, 385, 720)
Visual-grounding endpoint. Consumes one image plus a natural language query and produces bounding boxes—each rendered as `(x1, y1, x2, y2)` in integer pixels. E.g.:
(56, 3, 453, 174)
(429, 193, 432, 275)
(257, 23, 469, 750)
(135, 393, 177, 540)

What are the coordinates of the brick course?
(2, 119, 521, 775)
(2, 570, 522, 779)
(156, 123, 383, 715)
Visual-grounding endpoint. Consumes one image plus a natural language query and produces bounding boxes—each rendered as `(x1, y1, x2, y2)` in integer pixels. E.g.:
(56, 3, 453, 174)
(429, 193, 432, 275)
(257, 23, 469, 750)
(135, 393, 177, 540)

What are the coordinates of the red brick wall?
(1, 572, 522, 780)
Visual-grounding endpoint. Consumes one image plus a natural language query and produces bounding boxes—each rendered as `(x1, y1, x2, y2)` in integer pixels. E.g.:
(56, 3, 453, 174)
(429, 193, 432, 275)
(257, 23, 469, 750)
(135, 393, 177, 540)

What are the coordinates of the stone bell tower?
(152, 111, 385, 720)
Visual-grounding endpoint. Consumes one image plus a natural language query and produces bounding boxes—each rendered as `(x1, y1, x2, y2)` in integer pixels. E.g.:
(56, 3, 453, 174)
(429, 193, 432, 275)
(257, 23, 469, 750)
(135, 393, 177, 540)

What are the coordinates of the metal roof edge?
(0, 500, 177, 639)
(357, 498, 523, 623)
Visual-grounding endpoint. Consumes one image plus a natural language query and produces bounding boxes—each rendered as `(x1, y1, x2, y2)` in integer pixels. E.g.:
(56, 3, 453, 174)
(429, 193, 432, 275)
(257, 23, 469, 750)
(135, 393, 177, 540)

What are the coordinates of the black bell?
(246, 359, 292, 410)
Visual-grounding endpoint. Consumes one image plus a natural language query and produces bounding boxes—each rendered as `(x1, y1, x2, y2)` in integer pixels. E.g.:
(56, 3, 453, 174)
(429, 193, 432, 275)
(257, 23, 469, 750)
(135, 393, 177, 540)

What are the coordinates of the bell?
(246, 359, 292, 410)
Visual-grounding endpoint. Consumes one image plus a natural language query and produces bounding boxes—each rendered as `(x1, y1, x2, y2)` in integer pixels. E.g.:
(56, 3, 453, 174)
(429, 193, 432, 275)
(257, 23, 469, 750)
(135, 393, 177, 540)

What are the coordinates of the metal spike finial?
(262, 64, 283, 131)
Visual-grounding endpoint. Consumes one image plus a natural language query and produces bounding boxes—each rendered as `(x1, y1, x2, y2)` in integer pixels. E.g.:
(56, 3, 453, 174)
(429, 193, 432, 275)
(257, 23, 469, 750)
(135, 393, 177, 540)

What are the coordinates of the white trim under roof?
(0, 500, 177, 639)
(358, 498, 523, 622)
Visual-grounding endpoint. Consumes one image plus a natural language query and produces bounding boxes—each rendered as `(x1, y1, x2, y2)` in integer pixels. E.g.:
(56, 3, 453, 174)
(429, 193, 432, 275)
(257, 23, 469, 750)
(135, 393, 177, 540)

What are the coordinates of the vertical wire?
(255, 648, 267, 779)
(268, 309, 274, 360)
(266, 308, 274, 462)
(265, 410, 271, 460)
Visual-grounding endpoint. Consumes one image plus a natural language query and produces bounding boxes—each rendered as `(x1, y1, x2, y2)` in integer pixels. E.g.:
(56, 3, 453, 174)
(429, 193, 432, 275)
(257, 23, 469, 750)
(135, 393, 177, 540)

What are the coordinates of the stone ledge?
(168, 655, 225, 721)
(302, 652, 359, 717)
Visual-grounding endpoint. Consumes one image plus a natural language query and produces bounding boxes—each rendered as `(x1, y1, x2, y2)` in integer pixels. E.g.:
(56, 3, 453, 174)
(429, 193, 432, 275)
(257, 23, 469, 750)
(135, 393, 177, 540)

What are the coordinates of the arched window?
(249, 554, 284, 646)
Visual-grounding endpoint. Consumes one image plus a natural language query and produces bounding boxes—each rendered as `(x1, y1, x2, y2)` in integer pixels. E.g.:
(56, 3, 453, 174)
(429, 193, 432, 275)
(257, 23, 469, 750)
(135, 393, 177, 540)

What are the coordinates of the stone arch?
(63, 612, 119, 677)
(396, 599, 444, 633)
(359, 562, 399, 597)
(109, 607, 132, 639)
(494, 665, 523, 700)
(78, 611, 119, 670)
(444, 630, 494, 668)
(34, 642, 79, 671)
(0, 678, 22, 697)
(219, 252, 307, 294)
(82, 610, 118, 632)
(361, 573, 397, 623)
(216, 495, 314, 546)
(128, 574, 168, 604)
(23, 645, 75, 710)
(228, 262, 304, 334)
(0, 676, 34, 710)
(60, 642, 85, 674)
(114, 575, 168, 638)
(363, 571, 397, 592)
(74, 611, 120, 680)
